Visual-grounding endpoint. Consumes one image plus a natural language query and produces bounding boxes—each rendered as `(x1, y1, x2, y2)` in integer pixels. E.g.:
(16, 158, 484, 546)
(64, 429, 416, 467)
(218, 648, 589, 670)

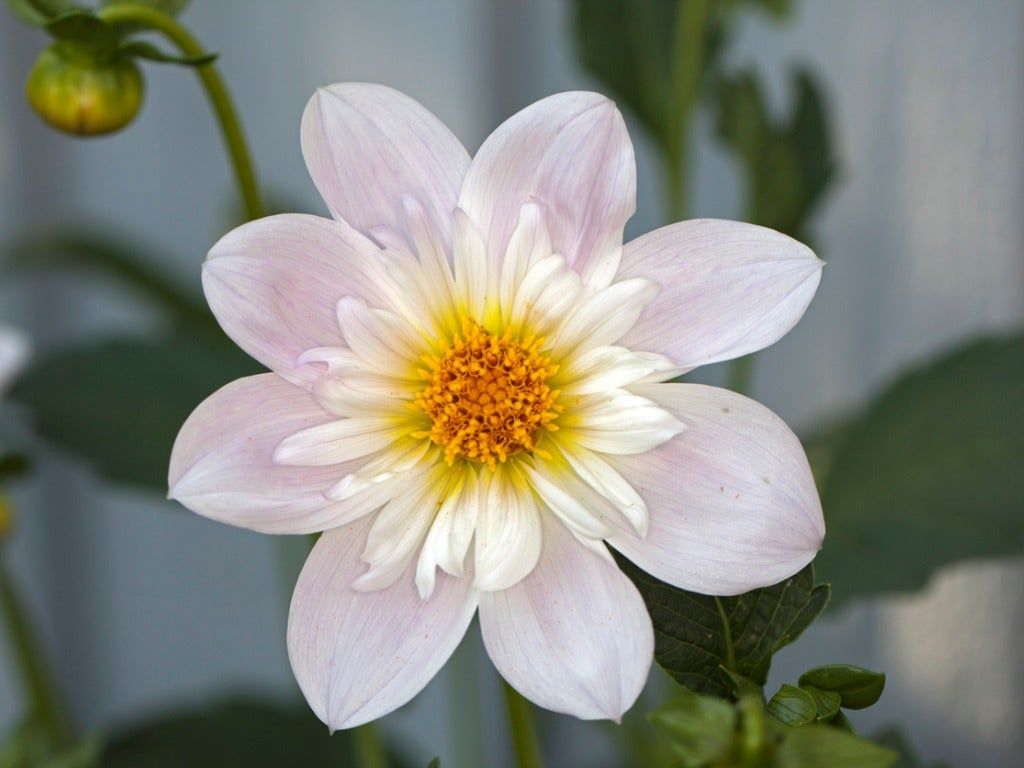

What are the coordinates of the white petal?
(557, 346, 675, 396)
(618, 219, 823, 370)
(457, 92, 635, 288)
(203, 214, 386, 387)
(416, 468, 479, 599)
(479, 515, 652, 722)
(608, 383, 825, 595)
(561, 390, 684, 455)
(273, 417, 403, 466)
(558, 445, 648, 537)
(499, 203, 552, 323)
(548, 278, 658, 357)
(474, 470, 542, 592)
(521, 464, 611, 541)
(508, 255, 582, 336)
(337, 297, 420, 377)
(326, 439, 433, 501)
(288, 519, 478, 731)
(452, 208, 490, 321)
(301, 83, 470, 246)
(169, 374, 369, 534)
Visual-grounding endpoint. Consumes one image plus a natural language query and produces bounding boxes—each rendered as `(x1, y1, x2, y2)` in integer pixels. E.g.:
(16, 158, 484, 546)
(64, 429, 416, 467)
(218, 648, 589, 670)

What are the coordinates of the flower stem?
(663, 0, 711, 223)
(713, 596, 736, 673)
(0, 556, 71, 747)
(353, 722, 388, 768)
(97, 3, 264, 221)
(503, 682, 544, 768)
(726, 353, 755, 396)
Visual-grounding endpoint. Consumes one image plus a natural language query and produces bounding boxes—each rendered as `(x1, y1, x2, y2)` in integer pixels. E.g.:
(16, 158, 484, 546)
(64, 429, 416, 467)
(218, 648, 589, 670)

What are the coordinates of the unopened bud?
(26, 44, 144, 136)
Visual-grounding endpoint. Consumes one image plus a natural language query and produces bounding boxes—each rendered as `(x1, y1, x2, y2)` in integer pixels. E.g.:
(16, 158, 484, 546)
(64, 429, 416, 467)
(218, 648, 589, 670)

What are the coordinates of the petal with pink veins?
(457, 92, 635, 288)
(203, 214, 387, 387)
(480, 515, 653, 722)
(608, 383, 825, 596)
(617, 219, 823, 371)
(288, 518, 478, 731)
(169, 374, 379, 534)
(302, 83, 470, 246)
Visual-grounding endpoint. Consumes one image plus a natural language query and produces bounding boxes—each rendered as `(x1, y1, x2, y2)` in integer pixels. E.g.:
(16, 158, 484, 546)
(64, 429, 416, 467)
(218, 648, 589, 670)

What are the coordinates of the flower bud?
(25, 44, 144, 136)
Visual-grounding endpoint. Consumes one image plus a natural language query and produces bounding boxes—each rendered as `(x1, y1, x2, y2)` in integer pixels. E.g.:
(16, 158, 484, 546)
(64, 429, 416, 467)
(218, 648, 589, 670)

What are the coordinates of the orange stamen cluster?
(414, 320, 561, 468)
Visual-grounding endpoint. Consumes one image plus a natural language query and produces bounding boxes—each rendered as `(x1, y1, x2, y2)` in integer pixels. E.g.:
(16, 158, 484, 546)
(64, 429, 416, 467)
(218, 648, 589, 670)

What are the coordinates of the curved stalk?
(98, 3, 263, 220)
(503, 682, 544, 768)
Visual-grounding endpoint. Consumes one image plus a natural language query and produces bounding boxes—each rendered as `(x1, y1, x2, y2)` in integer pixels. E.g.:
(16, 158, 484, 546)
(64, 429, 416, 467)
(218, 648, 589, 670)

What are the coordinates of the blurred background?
(1, 1, 1022, 766)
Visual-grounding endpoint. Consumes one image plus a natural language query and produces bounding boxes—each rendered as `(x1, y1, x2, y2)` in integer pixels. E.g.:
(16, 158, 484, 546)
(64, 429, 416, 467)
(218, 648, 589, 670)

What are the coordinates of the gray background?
(1, 1, 1022, 766)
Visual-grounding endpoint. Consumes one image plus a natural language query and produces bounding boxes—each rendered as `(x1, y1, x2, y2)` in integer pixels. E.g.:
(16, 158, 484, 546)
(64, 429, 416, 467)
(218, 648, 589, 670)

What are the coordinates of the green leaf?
(0, 720, 102, 768)
(426, 760, 440, 768)
(766, 685, 816, 727)
(616, 556, 830, 697)
(119, 40, 217, 67)
(775, 726, 897, 768)
(649, 690, 737, 767)
(814, 333, 1024, 607)
(1, 230, 215, 333)
(798, 665, 885, 710)
(800, 686, 841, 723)
(4, 0, 74, 27)
(100, 0, 190, 15)
(100, 697, 356, 767)
(714, 68, 837, 244)
(45, 10, 121, 53)
(10, 334, 261, 489)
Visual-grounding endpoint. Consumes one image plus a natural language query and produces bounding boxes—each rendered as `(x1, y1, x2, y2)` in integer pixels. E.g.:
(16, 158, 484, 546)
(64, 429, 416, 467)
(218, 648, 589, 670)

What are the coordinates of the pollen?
(414, 319, 561, 469)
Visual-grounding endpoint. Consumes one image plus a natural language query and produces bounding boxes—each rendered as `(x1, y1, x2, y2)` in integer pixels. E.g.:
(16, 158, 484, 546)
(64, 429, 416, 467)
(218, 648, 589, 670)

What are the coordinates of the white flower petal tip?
(608, 383, 825, 596)
(480, 517, 653, 721)
(619, 219, 823, 370)
(288, 521, 478, 731)
(0, 325, 30, 396)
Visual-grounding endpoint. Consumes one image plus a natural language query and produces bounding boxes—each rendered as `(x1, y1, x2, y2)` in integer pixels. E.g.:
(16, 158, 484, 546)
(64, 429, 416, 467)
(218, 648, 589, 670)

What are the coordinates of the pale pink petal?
(480, 515, 653, 721)
(301, 83, 470, 246)
(457, 92, 635, 288)
(607, 383, 824, 595)
(617, 219, 823, 370)
(203, 214, 385, 387)
(288, 518, 478, 731)
(169, 374, 373, 534)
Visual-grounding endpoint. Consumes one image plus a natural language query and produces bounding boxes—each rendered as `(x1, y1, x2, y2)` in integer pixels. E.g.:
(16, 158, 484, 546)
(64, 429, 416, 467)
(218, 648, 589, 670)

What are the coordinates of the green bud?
(25, 43, 144, 136)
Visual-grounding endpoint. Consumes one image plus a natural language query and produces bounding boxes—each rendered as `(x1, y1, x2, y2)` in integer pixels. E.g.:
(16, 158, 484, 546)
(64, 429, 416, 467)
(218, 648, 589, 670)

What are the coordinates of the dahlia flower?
(169, 84, 825, 728)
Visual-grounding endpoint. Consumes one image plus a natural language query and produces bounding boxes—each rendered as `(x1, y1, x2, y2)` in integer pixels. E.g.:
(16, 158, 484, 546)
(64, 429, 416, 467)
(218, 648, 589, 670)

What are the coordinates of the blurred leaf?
(649, 690, 736, 767)
(873, 729, 950, 768)
(10, 334, 260, 489)
(100, 697, 355, 768)
(616, 557, 829, 697)
(4, 0, 74, 27)
(813, 333, 1024, 607)
(0, 453, 31, 482)
(799, 686, 840, 723)
(570, 0, 793, 160)
(765, 685, 816, 727)
(0, 720, 101, 768)
(425, 760, 440, 768)
(775, 726, 897, 768)
(797, 665, 885, 710)
(1, 230, 215, 333)
(45, 10, 121, 53)
(714, 68, 837, 243)
(100, 0, 190, 15)
(119, 40, 217, 67)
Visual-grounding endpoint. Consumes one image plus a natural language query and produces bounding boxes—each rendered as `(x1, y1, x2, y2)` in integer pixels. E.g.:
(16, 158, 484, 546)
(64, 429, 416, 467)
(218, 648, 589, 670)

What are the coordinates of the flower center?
(415, 320, 561, 468)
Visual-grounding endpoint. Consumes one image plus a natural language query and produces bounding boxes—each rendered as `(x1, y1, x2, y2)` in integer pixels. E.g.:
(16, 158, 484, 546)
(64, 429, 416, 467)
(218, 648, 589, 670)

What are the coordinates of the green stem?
(353, 722, 389, 768)
(663, 0, 711, 223)
(503, 682, 544, 768)
(714, 596, 736, 673)
(98, 3, 263, 221)
(0, 556, 71, 747)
